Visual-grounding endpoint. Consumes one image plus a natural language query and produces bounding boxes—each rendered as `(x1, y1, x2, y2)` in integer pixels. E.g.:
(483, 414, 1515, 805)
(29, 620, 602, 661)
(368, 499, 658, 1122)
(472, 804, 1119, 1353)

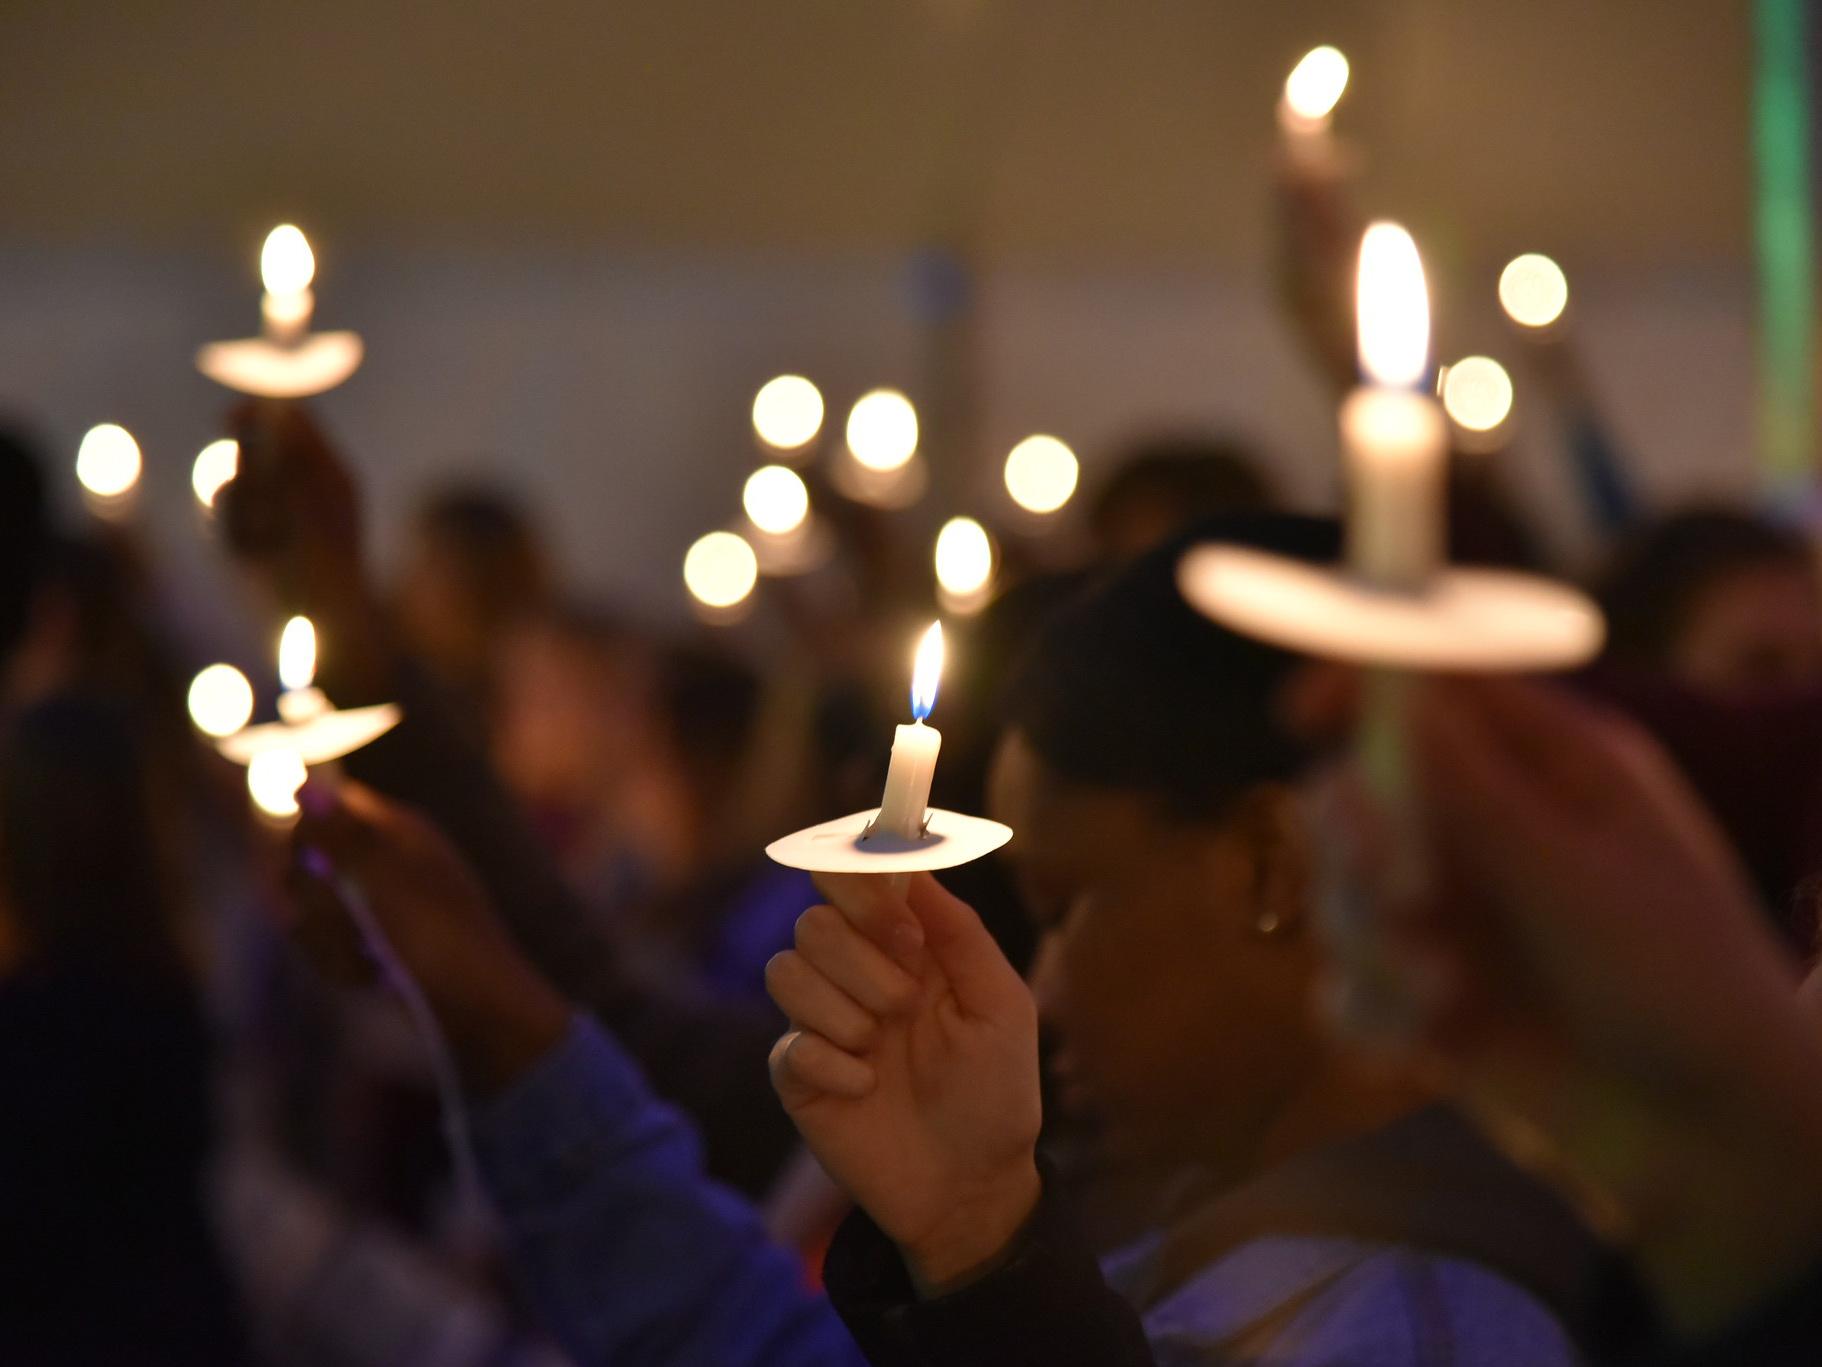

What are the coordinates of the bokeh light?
(1440, 356, 1516, 432)
(247, 748, 308, 819)
(742, 465, 810, 536)
(186, 664, 255, 738)
(1003, 434, 1079, 515)
(1357, 222, 1429, 388)
(1498, 253, 1569, 329)
(261, 224, 315, 295)
(934, 517, 994, 597)
(845, 389, 919, 471)
(1284, 46, 1350, 123)
(751, 375, 824, 451)
(192, 438, 239, 508)
(75, 423, 142, 498)
(683, 530, 759, 609)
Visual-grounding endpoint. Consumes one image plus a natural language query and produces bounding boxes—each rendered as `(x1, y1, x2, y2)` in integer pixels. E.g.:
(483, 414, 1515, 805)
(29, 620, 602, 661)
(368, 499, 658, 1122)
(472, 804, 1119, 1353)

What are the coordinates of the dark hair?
(1088, 434, 1274, 556)
(1004, 513, 1339, 820)
(1597, 507, 1813, 666)
(0, 695, 182, 979)
(416, 483, 550, 610)
(657, 641, 762, 795)
(0, 422, 51, 667)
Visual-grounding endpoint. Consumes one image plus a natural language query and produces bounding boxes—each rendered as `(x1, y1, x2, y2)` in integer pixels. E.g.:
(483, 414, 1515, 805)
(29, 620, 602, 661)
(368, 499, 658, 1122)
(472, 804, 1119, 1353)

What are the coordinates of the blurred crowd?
(7, 131, 1822, 1367)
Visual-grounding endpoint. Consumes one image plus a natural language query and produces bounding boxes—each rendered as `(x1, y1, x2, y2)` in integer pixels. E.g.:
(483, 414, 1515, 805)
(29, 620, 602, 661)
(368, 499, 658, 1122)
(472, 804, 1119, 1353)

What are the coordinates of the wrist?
(901, 1158, 1043, 1298)
(430, 959, 572, 1098)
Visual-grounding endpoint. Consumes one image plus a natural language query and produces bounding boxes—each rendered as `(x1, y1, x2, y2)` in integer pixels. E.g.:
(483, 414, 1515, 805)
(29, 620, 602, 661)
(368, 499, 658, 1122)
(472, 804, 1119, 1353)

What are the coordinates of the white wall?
(0, 243, 1758, 650)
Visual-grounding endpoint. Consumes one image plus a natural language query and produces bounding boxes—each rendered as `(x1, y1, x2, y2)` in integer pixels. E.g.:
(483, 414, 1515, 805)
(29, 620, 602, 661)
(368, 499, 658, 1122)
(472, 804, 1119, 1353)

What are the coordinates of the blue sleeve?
(470, 1014, 864, 1367)
(1143, 1242, 1579, 1366)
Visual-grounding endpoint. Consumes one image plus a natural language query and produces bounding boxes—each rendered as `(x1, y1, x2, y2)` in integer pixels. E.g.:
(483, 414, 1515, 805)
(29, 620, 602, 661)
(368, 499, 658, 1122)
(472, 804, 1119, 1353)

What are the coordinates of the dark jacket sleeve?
(821, 1177, 1155, 1367)
(1644, 1255, 1822, 1367)
(342, 661, 801, 1195)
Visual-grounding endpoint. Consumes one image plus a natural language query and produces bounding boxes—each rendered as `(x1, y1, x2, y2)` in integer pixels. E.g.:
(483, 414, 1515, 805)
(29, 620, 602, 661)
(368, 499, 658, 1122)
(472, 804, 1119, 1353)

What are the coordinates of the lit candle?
(1342, 223, 1447, 590)
(1278, 45, 1350, 168)
(873, 622, 944, 840)
(260, 225, 316, 347)
(275, 615, 330, 723)
(212, 616, 401, 810)
(74, 422, 143, 516)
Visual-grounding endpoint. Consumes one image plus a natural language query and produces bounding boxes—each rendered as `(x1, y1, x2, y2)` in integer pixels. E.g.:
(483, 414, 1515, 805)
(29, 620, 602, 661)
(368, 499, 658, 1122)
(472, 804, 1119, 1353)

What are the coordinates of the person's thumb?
(905, 873, 1020, 1014)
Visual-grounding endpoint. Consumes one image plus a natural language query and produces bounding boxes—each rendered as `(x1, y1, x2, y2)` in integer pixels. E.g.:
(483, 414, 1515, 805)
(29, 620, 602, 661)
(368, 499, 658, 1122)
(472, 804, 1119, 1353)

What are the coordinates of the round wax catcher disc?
(1177, 545, 1605, 672)
(215, 702, 402, 767)
(767, 807, 1013, 874)
(195, 332, 365, 398)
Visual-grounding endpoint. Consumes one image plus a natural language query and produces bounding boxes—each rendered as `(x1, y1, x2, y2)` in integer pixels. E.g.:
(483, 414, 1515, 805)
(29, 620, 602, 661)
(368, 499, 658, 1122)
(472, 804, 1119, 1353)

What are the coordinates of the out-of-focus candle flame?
(752, 375, 824, 451)
(846, 389, 919, 472)
(934, 517, 994, 597)
(1284, 46, 1350, 124)
(187, 663, 255, 738)
(279, 616, 317, 691)
(683, 530, 759, 609)
(1498, 253, 1569, 329)
(1357, 222, 1430, 389)
(75, 423, 142, 498)
(1004, 435, 1079, 515)
(261, 225, 316, 295)
(910, 621, 944, 721)
(1440, 355, 1515, 432)
(192, 438, 239, 509)
(247, 748, 308, 819)
(743, 465, 810, 536)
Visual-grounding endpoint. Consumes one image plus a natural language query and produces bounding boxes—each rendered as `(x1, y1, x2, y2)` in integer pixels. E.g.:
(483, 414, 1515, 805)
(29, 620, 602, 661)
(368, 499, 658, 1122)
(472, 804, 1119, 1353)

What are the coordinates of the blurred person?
(394, 483, 554, 732)
(1333, 677, 1822, 1363)
(495, 610, 814, 1003)
(1596, 507, 1822, 697)
(221, 401, 800, 1194)
(1087, 434, 1274, 562)
(769, 518, 1599, 1365)
(0, 695, 248, 1365)
(493, 607, 666, 914)
(284, 516, 1594, 1365)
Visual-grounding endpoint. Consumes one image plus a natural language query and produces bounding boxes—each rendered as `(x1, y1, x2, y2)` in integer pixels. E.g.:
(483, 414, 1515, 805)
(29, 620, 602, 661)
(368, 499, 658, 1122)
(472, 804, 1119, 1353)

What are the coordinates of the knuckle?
(794, 903, 837, 950)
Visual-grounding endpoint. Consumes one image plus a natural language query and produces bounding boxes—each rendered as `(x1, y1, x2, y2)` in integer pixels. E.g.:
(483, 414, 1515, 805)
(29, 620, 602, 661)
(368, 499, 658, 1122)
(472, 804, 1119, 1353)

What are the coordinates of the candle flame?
(278, 615, 317, 691)
(1284, 46, 1349, 122)
(846, 389, 919, 472)
(75, 423, 142, 498)
(752, 375, 824, 451)
(1357, 222, 1430, 389)
(1498, 253, 1569, 329)
(261, 224, 316, 295)
(910, 621, 944, 722)
(187, 663, 255, 738)
(192, 438, 239, 509)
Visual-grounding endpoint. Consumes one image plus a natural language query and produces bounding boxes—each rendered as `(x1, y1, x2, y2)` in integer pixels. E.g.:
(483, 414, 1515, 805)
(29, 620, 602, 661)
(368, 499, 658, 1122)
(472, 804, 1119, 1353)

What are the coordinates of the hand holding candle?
(209, 613, 402, 820)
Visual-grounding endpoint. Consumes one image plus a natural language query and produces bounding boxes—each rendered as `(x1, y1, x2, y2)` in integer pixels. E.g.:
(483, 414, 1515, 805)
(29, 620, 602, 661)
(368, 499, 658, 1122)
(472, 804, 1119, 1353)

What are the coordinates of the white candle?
(260, 225, 316, 347)
(873, 622, 944, 840)
(1343, 223, 1447, 590)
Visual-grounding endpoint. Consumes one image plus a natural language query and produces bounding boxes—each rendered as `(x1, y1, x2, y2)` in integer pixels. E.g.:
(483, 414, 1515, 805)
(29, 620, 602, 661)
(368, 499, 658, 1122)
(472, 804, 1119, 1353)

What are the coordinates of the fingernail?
(300, 846, 334, 882)
(298, 780, 336, 819)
